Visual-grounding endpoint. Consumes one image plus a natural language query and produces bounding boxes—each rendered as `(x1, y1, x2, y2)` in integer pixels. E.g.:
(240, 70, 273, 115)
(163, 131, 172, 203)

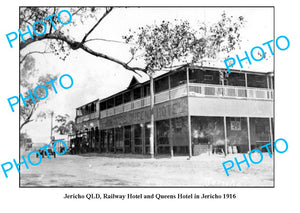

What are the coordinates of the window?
(156, 120, 170, 145)
(115, 94, 123, 106)
(145, 122, 150, 145)
(133, 124, 142, 145)
(230, 118, 242, 131)
(204, 75, 213, 81)
(133, 87, 141, 100)
(189, 69, 220, 85)
(76, 108, 83, 116)
(124, 91, 132, 103)
(107, 98, 114, 109)
(143, 84, 150, 97)
(225, 72, 246, 87)
(100, 101, 107, 111)
(155, 76, 169, 93)
(170, 69, 187, 88)
(247, 74, 268, 88)
(91, 103, 95, 112)
(124, 125, 131, 153)
(115, 127, 123, 150)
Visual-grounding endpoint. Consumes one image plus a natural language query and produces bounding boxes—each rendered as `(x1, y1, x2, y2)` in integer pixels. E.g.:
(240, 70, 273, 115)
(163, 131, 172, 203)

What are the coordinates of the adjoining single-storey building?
(71, 64, 274, 156)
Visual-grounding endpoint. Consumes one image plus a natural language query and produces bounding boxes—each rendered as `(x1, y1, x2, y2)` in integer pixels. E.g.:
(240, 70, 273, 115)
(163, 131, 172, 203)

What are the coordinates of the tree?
(20, 7, 145, 75)
(123, 13, 245, 157)
(19, 7, 145, 131)
(20, 55, 58, 130)
(20, 132, 32, 148)
(20, 7, 245, 157)
(52, 114, 76, 135)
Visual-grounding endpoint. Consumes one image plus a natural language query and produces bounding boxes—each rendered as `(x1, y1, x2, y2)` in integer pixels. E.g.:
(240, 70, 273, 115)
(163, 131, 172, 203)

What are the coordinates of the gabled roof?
(127, 76, 141, 89)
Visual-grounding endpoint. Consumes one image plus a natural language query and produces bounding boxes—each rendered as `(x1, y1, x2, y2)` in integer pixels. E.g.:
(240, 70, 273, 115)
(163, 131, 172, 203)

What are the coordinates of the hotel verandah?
(71, 65, 274, 156)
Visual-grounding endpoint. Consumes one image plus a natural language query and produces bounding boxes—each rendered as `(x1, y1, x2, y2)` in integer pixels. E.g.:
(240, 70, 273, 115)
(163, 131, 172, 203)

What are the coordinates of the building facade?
(72, 65, 274, 156)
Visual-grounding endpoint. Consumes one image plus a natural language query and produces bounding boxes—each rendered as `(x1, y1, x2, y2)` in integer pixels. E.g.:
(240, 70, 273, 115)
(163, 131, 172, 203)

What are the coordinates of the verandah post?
(224, 116, 228, 156)
(149, 72, 155, 159)
(186, 66, 192, 159)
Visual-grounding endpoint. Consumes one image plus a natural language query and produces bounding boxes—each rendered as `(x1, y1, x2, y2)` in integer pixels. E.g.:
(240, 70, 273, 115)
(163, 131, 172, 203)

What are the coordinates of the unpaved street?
(20, 152, 273, 187)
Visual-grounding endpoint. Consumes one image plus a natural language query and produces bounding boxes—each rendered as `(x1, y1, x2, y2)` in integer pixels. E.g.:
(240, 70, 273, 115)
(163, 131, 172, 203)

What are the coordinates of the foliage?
(20, 55, 58, 130)
(20, 7, 112, 60)
(20, 132, 32, 146)
(123, 12, 245, 72)
(19, 8, 246, 131)
(53, 114, 76, 135)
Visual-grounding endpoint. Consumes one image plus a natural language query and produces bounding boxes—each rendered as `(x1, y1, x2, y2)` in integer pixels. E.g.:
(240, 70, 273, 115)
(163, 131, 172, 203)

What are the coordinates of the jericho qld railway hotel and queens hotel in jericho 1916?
(70, 64, 274, 157)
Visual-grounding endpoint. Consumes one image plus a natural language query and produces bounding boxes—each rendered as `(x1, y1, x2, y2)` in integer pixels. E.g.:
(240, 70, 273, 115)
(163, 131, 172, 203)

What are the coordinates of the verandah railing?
(98, 83, 273, 118)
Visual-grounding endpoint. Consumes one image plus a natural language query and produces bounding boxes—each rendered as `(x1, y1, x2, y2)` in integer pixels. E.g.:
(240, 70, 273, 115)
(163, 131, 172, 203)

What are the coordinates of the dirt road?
(20, 152, 273, 187)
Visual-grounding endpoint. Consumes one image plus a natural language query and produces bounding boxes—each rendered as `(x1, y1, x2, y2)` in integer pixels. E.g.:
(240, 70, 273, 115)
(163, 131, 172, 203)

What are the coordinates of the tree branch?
(20, 50, 55, 64)
(81, 7, 113, 44)
(79, 44, 145, 76)
(49, 7, 57, 34)
(72, 8, 83, 16)
(20, 33, 146, 76)
(20, 104, 37, 131)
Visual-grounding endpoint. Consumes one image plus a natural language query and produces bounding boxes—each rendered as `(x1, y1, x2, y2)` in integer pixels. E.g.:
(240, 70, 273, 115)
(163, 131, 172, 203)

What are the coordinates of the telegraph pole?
(50, 111, 54, 143)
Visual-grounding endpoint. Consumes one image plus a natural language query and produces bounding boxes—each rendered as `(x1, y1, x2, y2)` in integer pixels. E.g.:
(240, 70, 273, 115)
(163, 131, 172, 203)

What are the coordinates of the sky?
(21, 7, 274, 143)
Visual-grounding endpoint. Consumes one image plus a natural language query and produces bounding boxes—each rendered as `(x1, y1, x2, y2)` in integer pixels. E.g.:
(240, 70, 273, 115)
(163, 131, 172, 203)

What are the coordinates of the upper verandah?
(76, 65, 273, 116)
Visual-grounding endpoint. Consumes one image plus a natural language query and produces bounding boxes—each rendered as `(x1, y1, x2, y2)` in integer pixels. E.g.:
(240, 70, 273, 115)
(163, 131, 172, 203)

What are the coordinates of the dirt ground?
(20, 152, 274, 187)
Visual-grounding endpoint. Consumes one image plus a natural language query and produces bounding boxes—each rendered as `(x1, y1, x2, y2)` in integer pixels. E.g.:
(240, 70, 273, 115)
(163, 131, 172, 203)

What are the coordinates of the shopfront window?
(156, 119, 170, 154)
(170, 117, 188, 155)
(124, 125, 131, 153)
(107, 129, 114, 152)
(226, 117, 248, 152)
(133, 124, 142, 153)
(191, 116, 224, 145)
(100, 130, 106, 152)
(115, 127, 124, 152)
(250, 118, 271, 147)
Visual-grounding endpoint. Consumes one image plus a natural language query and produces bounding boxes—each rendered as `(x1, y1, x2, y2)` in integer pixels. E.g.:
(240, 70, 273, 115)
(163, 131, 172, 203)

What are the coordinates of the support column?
(113, 128, 116, 153)
(154, 121, 158, 155)
(245, 73, 248, 98)
(247, 117, 251, 152)
(269, 117, 274, 152)
(186, 66, 192, 158)
(122, 126, 125, 153)
(149, 73, 155, 158)
(131, 125, 134, 154)
(169, 119, 173, 158)
(223, 116, 228, 156)
(168, 74, 173, 158)
(142, 123, 146, 155)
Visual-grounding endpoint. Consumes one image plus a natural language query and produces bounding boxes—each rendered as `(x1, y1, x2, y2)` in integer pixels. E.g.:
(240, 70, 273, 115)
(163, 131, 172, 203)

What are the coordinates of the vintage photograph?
(19, 7, 274, 187)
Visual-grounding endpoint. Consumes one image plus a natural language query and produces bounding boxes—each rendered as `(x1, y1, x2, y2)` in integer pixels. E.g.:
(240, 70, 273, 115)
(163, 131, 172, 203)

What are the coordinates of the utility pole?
(50, 111, 54, 143)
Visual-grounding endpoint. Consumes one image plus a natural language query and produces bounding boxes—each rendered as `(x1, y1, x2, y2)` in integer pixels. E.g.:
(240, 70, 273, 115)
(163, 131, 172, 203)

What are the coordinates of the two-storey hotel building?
(72, 65, 274, 156)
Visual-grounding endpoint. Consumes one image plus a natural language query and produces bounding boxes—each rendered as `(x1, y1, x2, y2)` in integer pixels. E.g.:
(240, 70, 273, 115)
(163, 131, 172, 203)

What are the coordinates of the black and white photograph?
(19, 6, 274, 187)
(2, 0, 300, 212)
